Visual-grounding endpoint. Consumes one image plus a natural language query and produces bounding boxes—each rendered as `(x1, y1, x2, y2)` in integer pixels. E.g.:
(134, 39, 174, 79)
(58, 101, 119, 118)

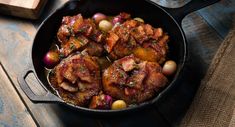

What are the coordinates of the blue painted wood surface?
(0, 63, 36, 127)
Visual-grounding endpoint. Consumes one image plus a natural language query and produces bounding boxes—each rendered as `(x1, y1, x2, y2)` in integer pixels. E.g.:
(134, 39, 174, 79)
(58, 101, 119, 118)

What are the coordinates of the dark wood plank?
(0, 15, 64, 127)
(0, 63, 36, 127)
(182, 12, 223, 67)
(0, 0, 101, 126)
(198, 0, 235, 38)
(0, 16, 100, 127)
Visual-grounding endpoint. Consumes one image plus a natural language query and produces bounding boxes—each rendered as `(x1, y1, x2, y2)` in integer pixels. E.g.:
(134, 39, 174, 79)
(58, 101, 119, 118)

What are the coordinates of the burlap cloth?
(180, 22, 235, 126)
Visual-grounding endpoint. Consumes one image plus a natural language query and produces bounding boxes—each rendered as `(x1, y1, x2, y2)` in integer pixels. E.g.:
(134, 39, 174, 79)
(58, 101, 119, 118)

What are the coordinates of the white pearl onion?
(111, 100, 127, 110)
(99, 20, 113, 32)
(162, 60, 177, 76)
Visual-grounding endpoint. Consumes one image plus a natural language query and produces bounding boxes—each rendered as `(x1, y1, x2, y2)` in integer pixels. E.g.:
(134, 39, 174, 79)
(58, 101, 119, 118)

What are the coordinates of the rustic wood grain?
(0, 0, 48, 19)
(0, 0, 233, 126)
(0, 0, 100, 126)
(198, 0, 235, 38)
(182, 12, 223, 67)
(0, 16, 64, 127)
(0, 63, 36, 127)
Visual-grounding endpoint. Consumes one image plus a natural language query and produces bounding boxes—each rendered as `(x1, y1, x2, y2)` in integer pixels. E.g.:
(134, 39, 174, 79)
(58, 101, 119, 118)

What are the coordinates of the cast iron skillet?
(18, 0, 219, 115)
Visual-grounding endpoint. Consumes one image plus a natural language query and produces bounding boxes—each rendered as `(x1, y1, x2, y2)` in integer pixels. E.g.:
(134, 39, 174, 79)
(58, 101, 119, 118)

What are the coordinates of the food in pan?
(43, 12, 177, 110)
(102, 55, 168, 104)
(49, 53, 101, 106)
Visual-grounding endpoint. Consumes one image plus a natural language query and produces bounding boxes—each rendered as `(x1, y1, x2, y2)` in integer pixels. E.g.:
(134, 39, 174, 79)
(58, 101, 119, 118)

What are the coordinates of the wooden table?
(0, 0, 234, 126)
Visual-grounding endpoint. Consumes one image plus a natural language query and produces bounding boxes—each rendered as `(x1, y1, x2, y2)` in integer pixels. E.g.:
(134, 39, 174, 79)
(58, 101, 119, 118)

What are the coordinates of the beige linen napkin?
(180, 22, 235, 126)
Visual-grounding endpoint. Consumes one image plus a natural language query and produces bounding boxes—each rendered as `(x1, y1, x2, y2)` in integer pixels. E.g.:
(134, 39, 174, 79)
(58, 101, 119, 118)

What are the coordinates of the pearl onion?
(99, 20, 113, 32)
(162, 60, 177, 76)
(111, 100, 127, 110)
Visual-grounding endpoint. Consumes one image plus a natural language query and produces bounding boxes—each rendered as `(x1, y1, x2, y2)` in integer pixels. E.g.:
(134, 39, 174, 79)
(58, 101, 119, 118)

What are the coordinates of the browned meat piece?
(49, 53, 101, 106)
(89, 94, 113, 109)
(90, 30, 104, 43)
(103, 64, 128, 86)
(112, 12, 131, 25)
(104, 32, 119, 53)
(158, 34, 169, 46)
(144, 24, 154, 36)
(83, 41, 104, 56)
(74, 19, 95, 36)
(112, 25, 130, 42)
(133, 47, 160, 62)
(143, 34, 169, 64)
(108, 36, 137, 59)
(59, 35, 89, 57)
(121, 56, 137, 72)
(57, 14, 83, 43)
(102, 55, 168, 104)
(130, 24, 154, 44)
(59, 82, 78, 92)
(152, 28, 163, 40)
(104, 18, 168, 63)
(57, 14, 106, 57)
(131, 25, 148, 44)
(73, 18, 105, 43)
(57, 25, 71, 44)
(122, 20, 138, 28)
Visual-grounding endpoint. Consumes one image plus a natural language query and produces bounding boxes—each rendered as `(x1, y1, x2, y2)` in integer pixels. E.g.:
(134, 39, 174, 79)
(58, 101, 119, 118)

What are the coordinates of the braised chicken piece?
(102, 55, 168, 104)
(57, 14, 104, 57)
(83, 41, 104, 57)
(57, 14, 83, 44)
(104, 19, 169, 64)
(49, 53, 101, 106)
(59, 35, 89, 57)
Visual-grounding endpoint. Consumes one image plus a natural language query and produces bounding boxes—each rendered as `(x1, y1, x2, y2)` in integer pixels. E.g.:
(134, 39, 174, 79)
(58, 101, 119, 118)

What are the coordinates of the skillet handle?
(162, 0, 220, 23)
(17, 67, 61, 103)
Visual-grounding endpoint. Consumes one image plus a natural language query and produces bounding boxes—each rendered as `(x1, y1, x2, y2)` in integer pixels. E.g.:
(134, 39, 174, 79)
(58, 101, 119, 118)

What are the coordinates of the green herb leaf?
(79, 65, 86, 72)
(59, 53, 65, 59)
(68, 27, 74, 35)
(152, 40, 157, 43)
(70, 43, 76, 50)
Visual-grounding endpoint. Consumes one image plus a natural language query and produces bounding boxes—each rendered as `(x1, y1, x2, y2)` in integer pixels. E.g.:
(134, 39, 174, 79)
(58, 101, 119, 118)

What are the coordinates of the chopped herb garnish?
(79, 65, 86, 72)
(127, 81, 136, 87)
(70, 43, 76, 50)
(78, 28, 85, 33)
(68, 27, 74, 35)
(59, 53, 65, 59)
(79, 39, 85, 45)
(119, 72, 126, 78)
(152, 40, 157, 43)
(134, 64, 139, 69)
(75, 37, 86, 46)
